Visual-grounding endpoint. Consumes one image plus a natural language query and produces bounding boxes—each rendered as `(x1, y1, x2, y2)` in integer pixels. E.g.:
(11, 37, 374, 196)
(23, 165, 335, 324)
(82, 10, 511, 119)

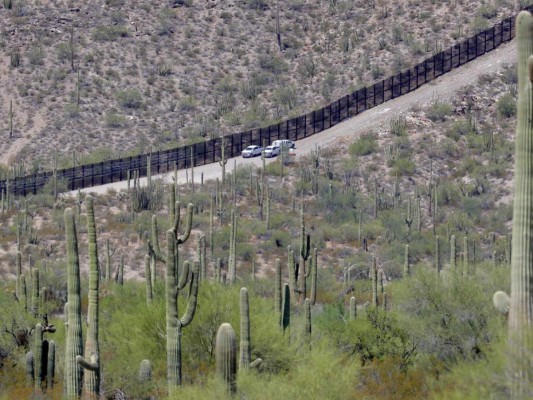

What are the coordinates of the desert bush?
(116, 89, 143, 109)
(426, 100, 453, 122)
(496, 93, 516, 118)
(393, 264, 507, 367)
(105, 110, 127, 128)
(391, 157, 415, 177)
(92, 25, 129, 41)
(349, 132, 378, 156)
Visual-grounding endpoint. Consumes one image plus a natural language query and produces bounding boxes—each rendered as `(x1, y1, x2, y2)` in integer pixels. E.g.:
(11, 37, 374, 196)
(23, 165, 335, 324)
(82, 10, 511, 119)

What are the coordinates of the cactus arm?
(172, 203, 194, 244)
(177, 260, 190, 291)
(76, 354, 98, 371)
(151, 215, 166, 263)
(179, 261, 199, 328)
(145, 255, 153, 304)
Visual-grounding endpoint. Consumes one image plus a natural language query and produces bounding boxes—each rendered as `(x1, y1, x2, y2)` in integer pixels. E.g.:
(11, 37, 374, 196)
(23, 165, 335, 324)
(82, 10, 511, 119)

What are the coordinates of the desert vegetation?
(2, 2, 533, 400)
(0, 37, 527, 397)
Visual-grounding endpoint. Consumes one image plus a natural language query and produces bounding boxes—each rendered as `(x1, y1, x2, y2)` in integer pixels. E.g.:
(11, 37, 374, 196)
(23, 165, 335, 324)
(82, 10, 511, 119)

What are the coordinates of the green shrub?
(496, 93, 516, 118)
(426, 100, 453, 122)
(92, 25, 129, 41)
(391, 157, 415, 176)
(116, 89, 143, 109)
(349, 132, 378, 156)
(105, 110, 127, 128)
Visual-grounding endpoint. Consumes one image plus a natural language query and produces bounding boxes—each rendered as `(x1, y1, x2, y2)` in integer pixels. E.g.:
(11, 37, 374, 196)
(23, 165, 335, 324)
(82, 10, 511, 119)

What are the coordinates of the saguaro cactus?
(216, 323, 237, 394)
(274, 259, 282, 326)
(495, 11, 533, 398)
(349, 297, 357, 321)
(47, 340, 55, 389)
(282, 283, 291, 333)
(139, 359, 152, 382)
(403, 244, 410, 278)
(26, 350, 34, 384)
(450, 234, 456, 270)
(239, 287, 251, 372)
(298, 202, 311, 304)
(145, 255, 152, 305)
(228, 209, 237, 284)
(371, 256, 378, 307)
(435, 236, 441, 275)
(76, 195, 101, 399)
(310, 248, 318, 305)
(64, 208, 83, 399)
(303, 298, 311, 343)
(163, 202, 199, 397)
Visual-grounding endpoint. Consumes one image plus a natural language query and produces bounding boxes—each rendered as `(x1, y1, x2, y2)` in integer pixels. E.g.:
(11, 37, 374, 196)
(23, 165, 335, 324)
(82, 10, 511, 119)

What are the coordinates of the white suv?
(271, 139, 296, 150)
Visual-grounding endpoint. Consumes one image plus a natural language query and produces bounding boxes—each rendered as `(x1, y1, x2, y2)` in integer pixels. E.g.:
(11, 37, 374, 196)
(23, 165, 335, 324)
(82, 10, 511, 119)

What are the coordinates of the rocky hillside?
(0, 0, 520, 170)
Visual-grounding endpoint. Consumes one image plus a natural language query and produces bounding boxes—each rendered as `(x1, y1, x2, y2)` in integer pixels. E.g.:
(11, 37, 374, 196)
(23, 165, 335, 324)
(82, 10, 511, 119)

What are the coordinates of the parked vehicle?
(241, 145, 263, 158)
(271, 139, 296, 150)
(263, 145, 280, 158)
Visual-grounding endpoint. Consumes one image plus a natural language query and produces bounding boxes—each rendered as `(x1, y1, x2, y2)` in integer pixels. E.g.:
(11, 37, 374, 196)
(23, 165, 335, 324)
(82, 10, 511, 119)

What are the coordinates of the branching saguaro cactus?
(160, 202, 199, 396)
(64, 208, 83, 399)
(216, 323, 237, 394)
(76, 195, 101, 400)
(495, 11, 533, 398)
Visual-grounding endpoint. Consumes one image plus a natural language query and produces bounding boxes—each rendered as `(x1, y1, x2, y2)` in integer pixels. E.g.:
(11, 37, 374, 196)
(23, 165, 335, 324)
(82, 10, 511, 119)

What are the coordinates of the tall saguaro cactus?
(76, 196, 101, 399)
(64, 208, 83, 399)
(371, 256, 378, 307)
(239, 287, 251, 372)
(228, 209, 237, 284)
(298, 202, 311, 304)
(163, 202, 199, 397)
(496, 11, 533, 398)
(274, 259, 282, 326)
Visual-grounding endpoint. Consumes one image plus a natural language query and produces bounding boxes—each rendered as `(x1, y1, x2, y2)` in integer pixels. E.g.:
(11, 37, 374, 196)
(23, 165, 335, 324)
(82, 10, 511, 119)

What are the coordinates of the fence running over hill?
(0, 11, 522, 196)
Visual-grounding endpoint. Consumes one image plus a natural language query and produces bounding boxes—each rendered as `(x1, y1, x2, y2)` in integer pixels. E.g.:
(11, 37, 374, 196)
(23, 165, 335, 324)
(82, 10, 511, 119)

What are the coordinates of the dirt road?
(74, 39, 516, 196)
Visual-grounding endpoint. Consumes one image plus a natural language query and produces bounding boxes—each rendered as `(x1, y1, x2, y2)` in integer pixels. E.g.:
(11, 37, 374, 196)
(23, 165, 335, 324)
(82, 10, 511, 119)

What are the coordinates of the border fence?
(0, 9, 523, 196)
